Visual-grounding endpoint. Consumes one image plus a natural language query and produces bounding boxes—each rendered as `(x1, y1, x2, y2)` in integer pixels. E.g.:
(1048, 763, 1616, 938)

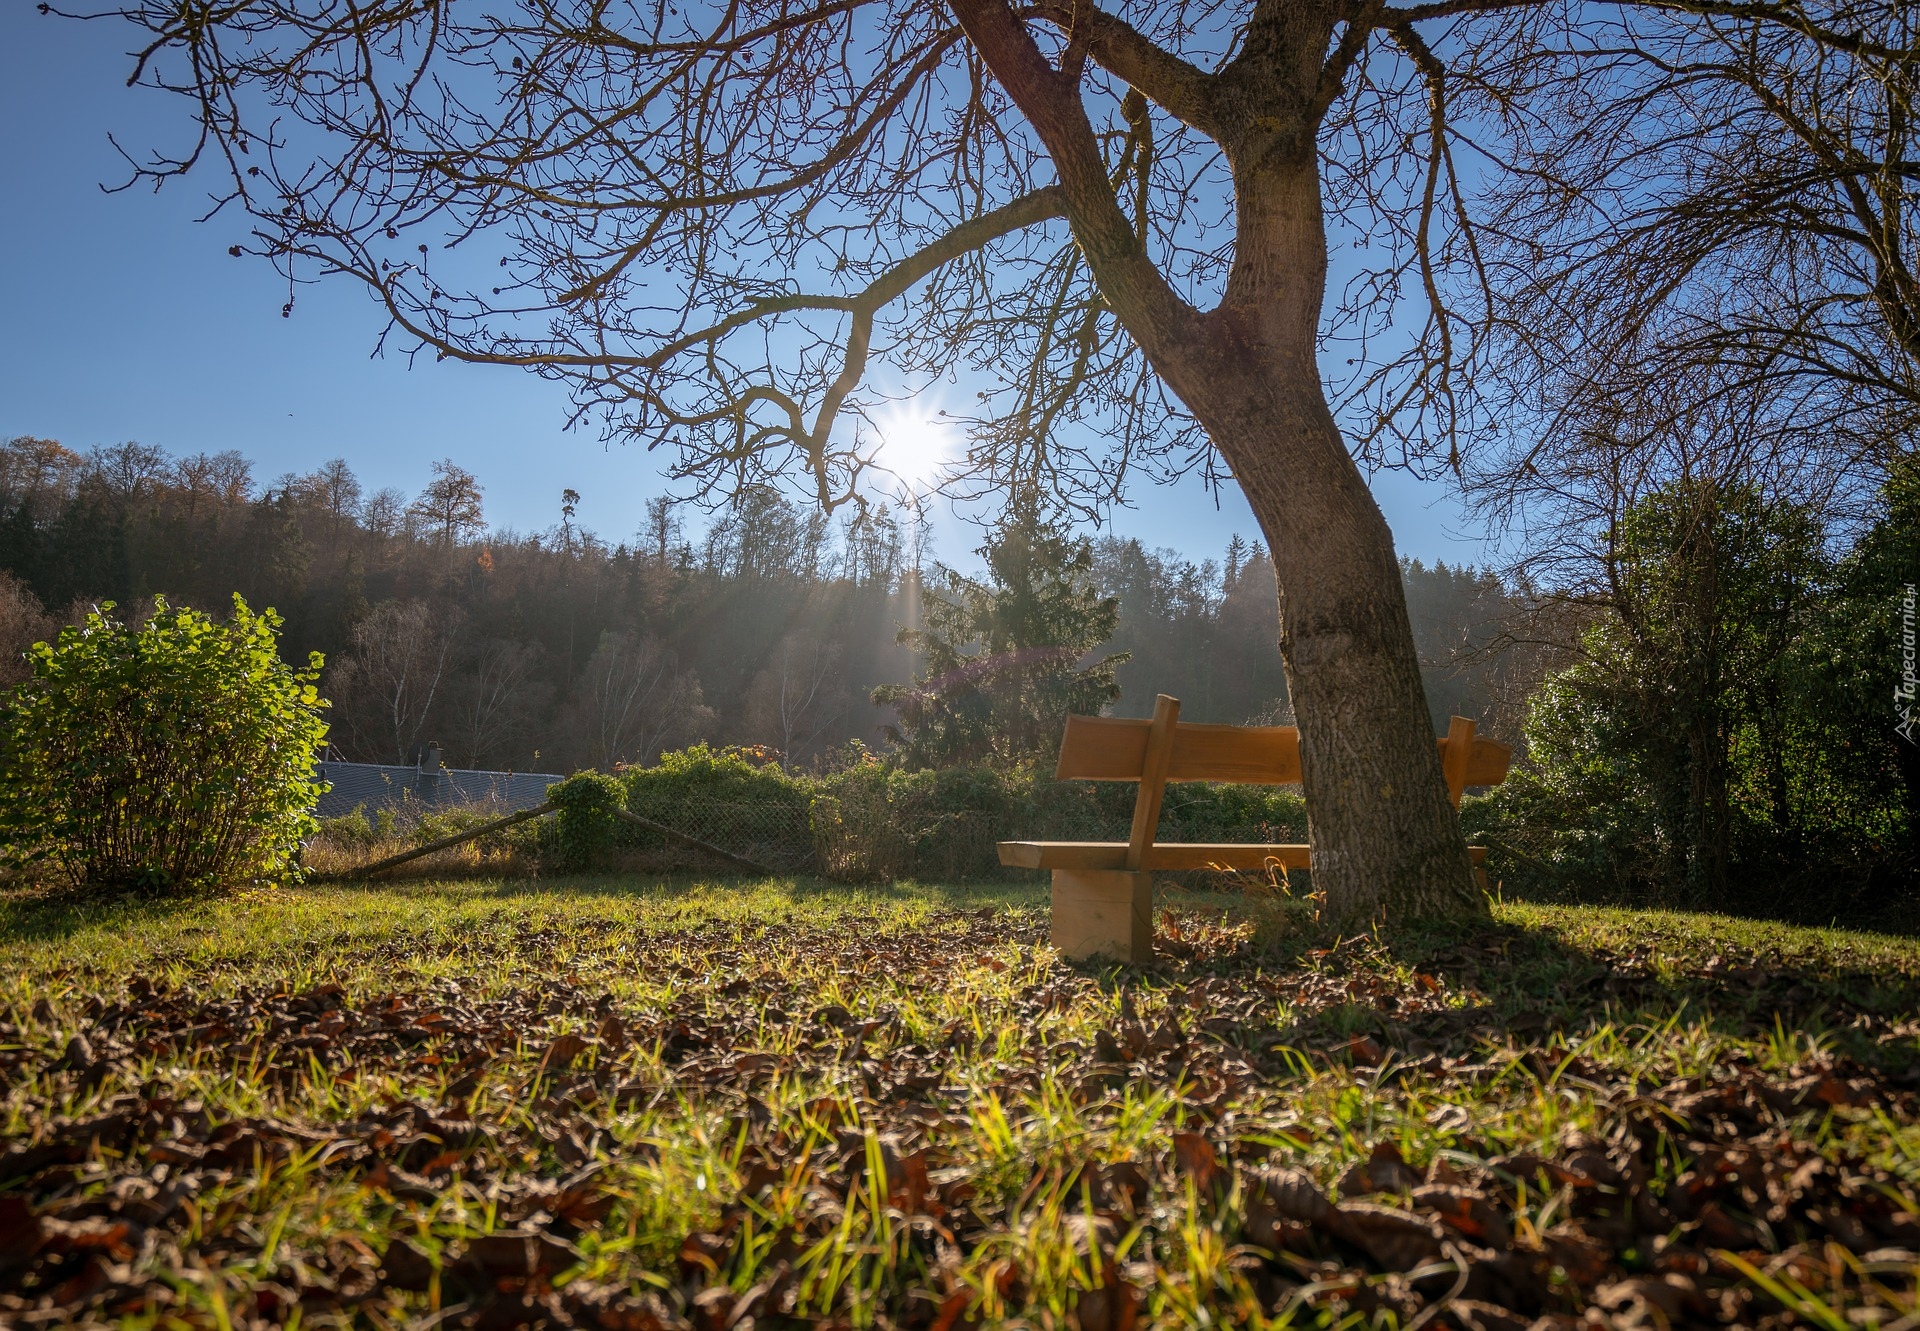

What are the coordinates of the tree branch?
(947, 0, 1202, 354)
(1024, 0, 1219, 134)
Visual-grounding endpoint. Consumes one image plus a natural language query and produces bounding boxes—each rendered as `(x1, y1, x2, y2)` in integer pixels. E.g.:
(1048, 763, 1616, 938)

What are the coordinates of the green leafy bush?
(1464, 470, 1919, 917)
(533, 742, 1311, 883)
(408, 804, 524, 847)
(315, 806, 378, 848)
(0, 596, 327, 891)
(625, 743, 813, 812)
(548, 771, 627, 871)
(616, 744, 816, 871)
(808, 750, 1307, 883)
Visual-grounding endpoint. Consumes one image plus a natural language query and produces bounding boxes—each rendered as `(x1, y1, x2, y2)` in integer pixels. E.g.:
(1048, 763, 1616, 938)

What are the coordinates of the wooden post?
(321, 800, 555, 880)
(1125, 695, 1181, 869)
(1050, 694, 1177, 965)
(1050, 868, 1153, 964)
(1440, 716, 1489, 892)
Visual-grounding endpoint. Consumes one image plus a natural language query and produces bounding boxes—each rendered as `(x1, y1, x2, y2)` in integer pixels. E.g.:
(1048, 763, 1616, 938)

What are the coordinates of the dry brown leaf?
(539, 1031, 592, 1071)
(1333, 1203, 1449, 1269)
(1171, 1132, 1222, 1191)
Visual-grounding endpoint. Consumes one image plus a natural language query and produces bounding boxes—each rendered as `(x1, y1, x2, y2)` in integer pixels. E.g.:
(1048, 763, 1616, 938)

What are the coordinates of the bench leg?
(1051, 869, 1153, 964)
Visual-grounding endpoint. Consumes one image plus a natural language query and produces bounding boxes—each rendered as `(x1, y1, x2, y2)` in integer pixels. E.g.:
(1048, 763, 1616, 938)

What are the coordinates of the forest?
(0, 433, 1523, 772)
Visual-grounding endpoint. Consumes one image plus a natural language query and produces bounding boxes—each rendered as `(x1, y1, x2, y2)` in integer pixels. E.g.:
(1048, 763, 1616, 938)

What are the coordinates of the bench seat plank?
(998, 840, 1490, 871)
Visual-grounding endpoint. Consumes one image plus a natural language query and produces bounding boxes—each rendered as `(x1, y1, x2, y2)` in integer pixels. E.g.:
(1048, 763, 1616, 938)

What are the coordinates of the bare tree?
(174, 452, 238, 518)
(304, 458, 365, 552)
(1, 438, 84, 510)
(73, 0, 1897, 915)
(330, 599, 464, 763)
(448, 638, 551, 769)
(0, 572, 55, 691)
(745, 628, 847, 765)
(360, 488, 408, 545)
(641, 498, 684, 567)
(1477, 3, 1918, 486)
(88, 442, 172, 506)
(408, 460, 487, 551)
(1451, 7, 1919, 771)
(204, 450, 255, 508)
(569, 632, 713, 770)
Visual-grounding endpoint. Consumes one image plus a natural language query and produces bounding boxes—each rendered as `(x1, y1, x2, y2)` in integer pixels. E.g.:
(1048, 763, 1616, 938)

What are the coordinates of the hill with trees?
(0, 434, 1525, 773)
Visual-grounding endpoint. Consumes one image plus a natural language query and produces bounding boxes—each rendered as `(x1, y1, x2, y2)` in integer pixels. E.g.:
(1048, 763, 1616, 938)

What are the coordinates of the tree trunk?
(1250, 423, 1483, 922)
(947, 0, 1484, 923)
(1145, 164, 1484, 924)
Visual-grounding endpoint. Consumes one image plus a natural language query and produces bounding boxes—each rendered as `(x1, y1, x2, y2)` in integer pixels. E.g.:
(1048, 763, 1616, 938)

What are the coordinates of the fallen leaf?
(1171, 1132, 1221, 1191)
(539, 1032, 591, 1071)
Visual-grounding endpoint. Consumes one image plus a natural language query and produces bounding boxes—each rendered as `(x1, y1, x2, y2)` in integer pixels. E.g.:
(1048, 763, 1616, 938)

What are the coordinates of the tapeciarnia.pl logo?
(1899, 583, 1918, 745)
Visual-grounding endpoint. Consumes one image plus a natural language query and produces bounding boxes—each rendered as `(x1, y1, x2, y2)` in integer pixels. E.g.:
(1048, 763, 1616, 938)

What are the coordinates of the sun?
(870, 401, 958, 492)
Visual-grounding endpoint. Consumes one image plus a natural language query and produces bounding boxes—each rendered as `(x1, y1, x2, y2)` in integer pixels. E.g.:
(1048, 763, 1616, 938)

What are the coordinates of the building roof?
(316, 761, 562, 820)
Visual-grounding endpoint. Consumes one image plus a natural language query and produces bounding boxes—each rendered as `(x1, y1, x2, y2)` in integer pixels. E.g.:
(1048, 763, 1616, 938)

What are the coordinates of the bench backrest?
(1058, 695, 1513, 868)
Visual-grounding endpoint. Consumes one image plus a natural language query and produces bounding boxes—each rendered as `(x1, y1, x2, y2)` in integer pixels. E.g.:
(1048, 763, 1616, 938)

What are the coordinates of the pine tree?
(874, 502, 1127, 767)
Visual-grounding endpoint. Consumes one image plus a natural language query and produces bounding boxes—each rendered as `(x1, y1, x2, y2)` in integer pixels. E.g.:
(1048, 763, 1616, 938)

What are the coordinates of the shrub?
(0, 596, 327, 891)
(622, 744, 816, 871)
(410, 804, 523, 847)
(315, 806, 378, 848)
(540, 741, 1311, 884)
(548, 771, 627, 871)
(808, 754, 1306, 883)
(626, 742, 813, 811)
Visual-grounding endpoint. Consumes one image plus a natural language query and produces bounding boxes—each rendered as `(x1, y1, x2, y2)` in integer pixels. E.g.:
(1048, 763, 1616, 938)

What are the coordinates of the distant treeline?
(0, 436, 1536, 772)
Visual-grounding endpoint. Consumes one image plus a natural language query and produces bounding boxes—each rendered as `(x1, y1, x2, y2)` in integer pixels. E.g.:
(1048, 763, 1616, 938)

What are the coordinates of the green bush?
(535, 741, 1313, 883)
(315, 806, 378, 847)
(0, 596, 327, 891)
(548, 771, 627, 871)
(1466, 473, 1920, 918)
(626, 742, 813, 812)
(808, 751, 1307, 883)
(409, 804, 522, 847)
(619, 744, 815, 870)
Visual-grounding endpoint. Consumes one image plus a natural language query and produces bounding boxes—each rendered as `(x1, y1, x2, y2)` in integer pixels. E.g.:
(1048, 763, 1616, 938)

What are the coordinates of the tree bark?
(1154, 334, 1485, 924)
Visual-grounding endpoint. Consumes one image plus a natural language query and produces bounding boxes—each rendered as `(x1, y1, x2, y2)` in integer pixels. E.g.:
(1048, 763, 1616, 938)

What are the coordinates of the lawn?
(5, 875, 1920, 1329)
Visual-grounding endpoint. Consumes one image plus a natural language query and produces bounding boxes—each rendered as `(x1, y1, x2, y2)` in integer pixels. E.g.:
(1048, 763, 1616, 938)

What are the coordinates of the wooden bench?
(997, 694, 1513, 962)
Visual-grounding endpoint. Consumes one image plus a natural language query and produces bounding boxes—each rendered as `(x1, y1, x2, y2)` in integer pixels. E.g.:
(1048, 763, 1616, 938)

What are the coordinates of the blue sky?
(0, 4, 1489, 571)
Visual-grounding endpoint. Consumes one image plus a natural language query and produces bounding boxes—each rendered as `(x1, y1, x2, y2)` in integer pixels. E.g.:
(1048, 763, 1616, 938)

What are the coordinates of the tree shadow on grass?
(1388, 914, 1920, 1058)
(1071, 891, 1920, 1080)
(0, 881, 219, 947)
(347, 874, 1920, 1071)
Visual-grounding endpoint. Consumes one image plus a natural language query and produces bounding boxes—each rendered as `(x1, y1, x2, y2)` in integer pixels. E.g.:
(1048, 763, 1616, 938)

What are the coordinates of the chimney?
(420, 742, 444, 775)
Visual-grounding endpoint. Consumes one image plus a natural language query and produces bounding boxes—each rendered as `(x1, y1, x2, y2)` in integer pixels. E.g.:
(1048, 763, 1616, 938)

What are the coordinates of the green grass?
(5, 875, 1920, 1328)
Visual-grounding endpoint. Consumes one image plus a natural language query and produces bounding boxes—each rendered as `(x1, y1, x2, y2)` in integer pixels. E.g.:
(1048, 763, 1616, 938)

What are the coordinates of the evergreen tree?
(1507, 477, 1915, 904)
(874, 503, 1126, 767)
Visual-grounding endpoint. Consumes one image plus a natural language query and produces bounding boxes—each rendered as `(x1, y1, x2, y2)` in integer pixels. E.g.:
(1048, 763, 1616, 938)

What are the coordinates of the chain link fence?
(619, 785, 1143, 880)
(624, 796, 819, 874)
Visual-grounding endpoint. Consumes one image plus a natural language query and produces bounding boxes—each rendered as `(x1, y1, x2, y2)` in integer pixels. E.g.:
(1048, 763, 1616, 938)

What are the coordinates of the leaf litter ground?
(6, 877, 1920, 1329)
